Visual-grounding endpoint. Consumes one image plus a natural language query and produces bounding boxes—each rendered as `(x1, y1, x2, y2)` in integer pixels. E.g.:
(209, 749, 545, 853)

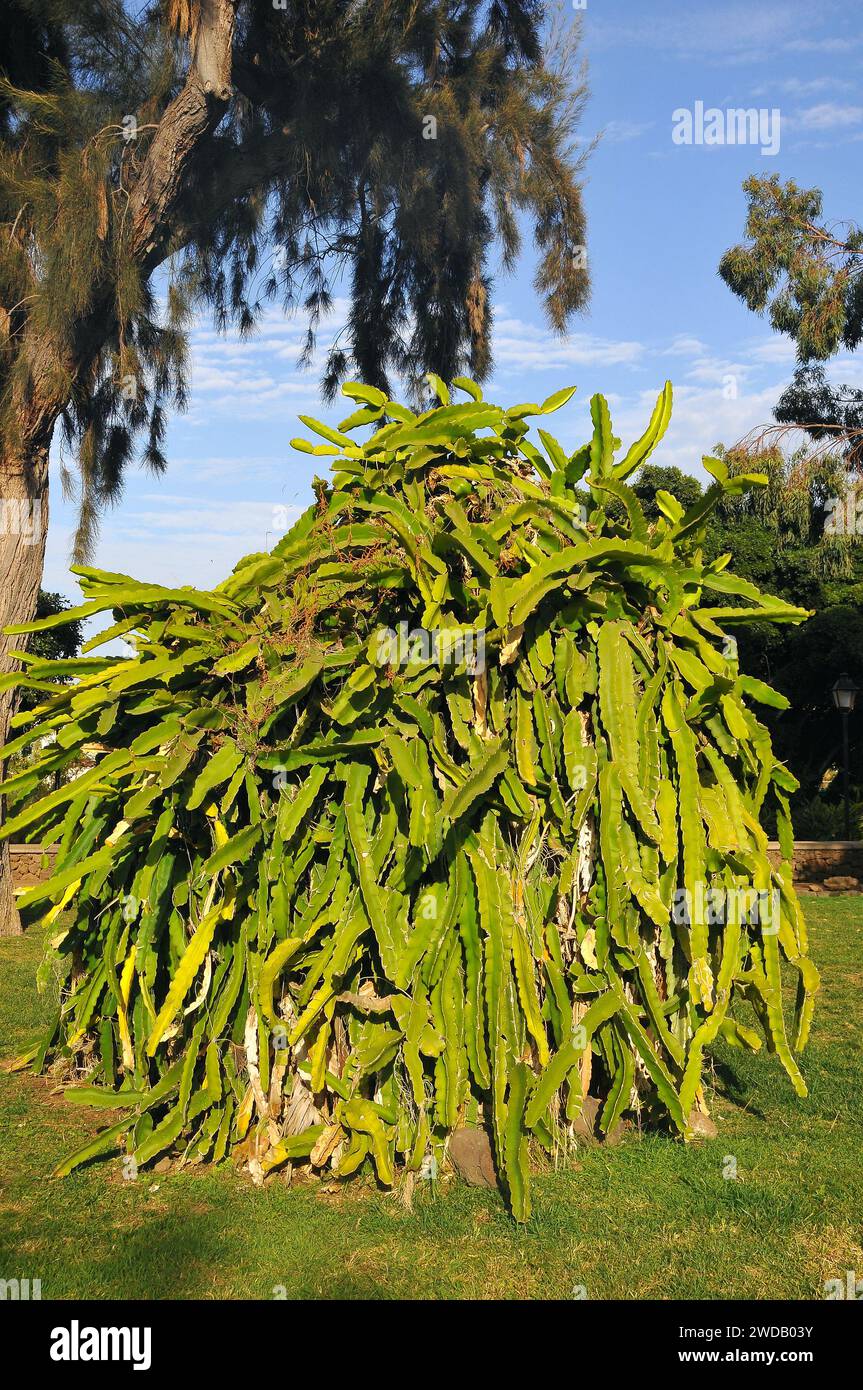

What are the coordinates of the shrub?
(0, 377, 819, 1219)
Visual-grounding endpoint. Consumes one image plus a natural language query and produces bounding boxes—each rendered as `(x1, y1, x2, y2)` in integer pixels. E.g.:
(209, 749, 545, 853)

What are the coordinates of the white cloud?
(526, 378, 787, 487)
(682, 355, 751, 387)
(42, 496, 305, 600)
(753, 76, 856, 96)
(608, 381, 788, 478)
(794, 101, 863, 130)
(183, 299, 352, 421)
(492, 315, 644, 372)
(558, 352, 863, 485)
(664, 335, 711, 357)
(785, 35, 863, 54)
(156, 454, 295, 483)
(745, 338, 799, 365)
(827, 355, 863, 387)
(600, 120, 654, 144)
(588, 3, 826, 64)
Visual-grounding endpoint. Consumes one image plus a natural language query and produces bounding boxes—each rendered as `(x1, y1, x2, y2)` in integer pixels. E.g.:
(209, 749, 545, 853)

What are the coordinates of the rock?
(688, 1108, 718, 1140)
(571, 1094, 600, 1141)
(822, 876, 861, 892)
(604, 1118, 633, 1146)
(448, 1127, 499, 1189)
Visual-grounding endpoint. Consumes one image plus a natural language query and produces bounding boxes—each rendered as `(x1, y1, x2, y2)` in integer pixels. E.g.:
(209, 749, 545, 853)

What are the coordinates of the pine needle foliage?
(0, 1, 590, 557)
(1, 379, 818, 1219)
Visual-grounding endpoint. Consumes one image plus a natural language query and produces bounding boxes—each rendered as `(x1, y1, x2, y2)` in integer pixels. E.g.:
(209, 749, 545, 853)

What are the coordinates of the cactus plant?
(0, 377, 818, 1219)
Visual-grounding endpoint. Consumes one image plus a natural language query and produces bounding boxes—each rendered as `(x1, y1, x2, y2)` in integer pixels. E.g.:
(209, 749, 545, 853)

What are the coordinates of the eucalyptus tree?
(720, 174, 863, 468)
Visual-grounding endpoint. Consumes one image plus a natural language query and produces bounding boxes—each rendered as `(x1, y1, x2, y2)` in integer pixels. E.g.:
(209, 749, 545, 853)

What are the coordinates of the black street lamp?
(831, 674, 859, 840)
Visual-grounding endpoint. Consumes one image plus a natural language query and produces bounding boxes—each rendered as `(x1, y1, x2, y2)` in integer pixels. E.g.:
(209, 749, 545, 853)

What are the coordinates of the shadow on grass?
(74, 1214, 233, 1301)
(710, 1057, 767, 1115)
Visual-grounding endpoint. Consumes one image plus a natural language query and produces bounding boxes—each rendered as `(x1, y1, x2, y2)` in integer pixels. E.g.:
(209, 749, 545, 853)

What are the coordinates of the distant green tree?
(631, 464, 702, 521)
(16, 591, 84, 713)
(633, 453, 863, 836)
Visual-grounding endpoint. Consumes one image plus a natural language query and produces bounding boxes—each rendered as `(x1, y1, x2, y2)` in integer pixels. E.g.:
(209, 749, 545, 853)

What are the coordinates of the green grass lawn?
(1, 897, 861, 1301)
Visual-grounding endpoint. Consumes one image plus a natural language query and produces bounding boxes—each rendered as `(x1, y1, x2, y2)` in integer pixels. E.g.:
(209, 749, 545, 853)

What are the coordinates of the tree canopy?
(719, 175, 863, 468)
(633, 459, 863, 837)
(0, 0, 591, 555)
(16, 591, 84, 714)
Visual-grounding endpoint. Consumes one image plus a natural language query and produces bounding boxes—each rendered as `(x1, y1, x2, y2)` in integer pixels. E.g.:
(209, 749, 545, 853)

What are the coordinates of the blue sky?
(43, 0, 863, 605)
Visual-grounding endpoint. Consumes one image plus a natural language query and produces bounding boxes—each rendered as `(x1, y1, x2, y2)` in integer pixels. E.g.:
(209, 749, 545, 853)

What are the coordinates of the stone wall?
(9, 844, 59, 889)
(10, 841, 863, 891)
(766, 840, 863, 885)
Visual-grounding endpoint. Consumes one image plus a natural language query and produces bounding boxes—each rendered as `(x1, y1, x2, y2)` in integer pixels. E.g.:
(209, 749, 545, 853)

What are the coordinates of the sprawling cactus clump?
(1, 377, 818, 1218)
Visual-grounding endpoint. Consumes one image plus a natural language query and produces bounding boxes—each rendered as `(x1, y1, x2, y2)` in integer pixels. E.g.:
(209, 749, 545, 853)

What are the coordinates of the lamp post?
(831, 674, 859, 840)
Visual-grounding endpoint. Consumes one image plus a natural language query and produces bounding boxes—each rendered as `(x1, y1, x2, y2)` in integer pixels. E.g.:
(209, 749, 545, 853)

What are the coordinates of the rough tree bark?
(0, 447, 49, 934)
(0, 0, 238, 935)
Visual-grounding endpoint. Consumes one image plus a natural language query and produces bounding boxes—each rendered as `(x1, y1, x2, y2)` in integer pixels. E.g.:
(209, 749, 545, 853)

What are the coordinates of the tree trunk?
(0, 1, 239, 935)
(0, 447, 49, 935)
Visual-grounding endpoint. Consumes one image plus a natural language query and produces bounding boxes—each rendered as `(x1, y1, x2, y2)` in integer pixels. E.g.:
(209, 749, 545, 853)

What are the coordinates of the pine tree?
(0, 0, 591, 932)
